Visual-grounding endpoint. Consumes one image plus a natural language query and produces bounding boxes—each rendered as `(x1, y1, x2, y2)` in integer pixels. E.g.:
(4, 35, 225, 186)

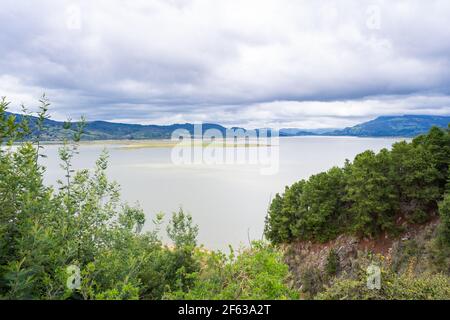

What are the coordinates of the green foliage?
(0, 97, 28, 145)
(265, 125, 450, 244)
(345, 149, 399, 236)
(391, 141, 442, 223)
(0, 97, 197, 300)
(165, 242, 299, 300)
(300, 267, 324, 297)
(167, 209, 199, 248)
(316, 268, 450, 300)
(325, 249, 340, 277)
(265, 167, 347, 243)
(264, 182, 305, 243)
(438, 192, 450, 246)
(292, 167, 347, 242)
(0, 97, 297, 300)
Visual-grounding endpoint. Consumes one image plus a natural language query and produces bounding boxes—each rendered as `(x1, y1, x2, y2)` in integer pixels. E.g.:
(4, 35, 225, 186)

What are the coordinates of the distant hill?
(325, 115, 450, 137)
(6, 112, 228, 140)
(279, 128, 318, 136)
(81, 121, 228, 140)
(5, 112, 450, 140)
(279, 128, 339, 136)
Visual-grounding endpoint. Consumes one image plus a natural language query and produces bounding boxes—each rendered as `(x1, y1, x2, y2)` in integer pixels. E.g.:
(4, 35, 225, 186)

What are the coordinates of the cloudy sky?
(1, 0, 450, 129)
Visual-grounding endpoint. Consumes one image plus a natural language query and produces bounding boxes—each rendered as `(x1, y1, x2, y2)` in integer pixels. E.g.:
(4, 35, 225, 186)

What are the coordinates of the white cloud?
(0, 0, 449, 127)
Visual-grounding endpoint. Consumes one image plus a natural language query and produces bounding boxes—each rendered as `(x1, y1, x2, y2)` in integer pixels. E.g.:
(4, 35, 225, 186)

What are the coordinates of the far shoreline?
(34, 135, 412, 145)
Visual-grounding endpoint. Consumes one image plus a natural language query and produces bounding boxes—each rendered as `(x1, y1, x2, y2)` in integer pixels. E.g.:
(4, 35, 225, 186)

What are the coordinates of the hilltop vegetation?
(265, 125, 450, 244)
(327, 115, 450, 137)
(6, 109, 229, 141)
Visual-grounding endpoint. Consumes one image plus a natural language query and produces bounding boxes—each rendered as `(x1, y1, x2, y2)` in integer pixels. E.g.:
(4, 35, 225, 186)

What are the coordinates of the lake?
(40, 136, 407, 250)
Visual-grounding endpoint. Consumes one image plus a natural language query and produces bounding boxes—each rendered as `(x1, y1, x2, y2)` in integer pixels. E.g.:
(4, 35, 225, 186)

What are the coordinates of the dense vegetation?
(6, 108, 230, 141)
(0, 97, 295, 300)
(265, 124, 450, 244)
(316, 264, 450, 300)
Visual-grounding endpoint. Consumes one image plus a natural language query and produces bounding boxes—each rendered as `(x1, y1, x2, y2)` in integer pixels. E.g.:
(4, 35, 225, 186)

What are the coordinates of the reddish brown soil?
(289, 216, 440, 256)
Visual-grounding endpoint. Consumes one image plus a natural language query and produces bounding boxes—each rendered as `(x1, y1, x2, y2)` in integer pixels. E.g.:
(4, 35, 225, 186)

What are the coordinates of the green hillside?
(327, 115, 450, 137)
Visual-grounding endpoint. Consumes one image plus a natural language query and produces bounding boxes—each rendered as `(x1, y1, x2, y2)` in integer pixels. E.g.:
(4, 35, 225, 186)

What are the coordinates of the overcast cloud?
(1, 0, 450, 128)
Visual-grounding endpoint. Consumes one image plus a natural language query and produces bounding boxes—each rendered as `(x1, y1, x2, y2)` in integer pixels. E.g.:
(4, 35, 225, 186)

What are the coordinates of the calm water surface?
(40, 136, 407, 250)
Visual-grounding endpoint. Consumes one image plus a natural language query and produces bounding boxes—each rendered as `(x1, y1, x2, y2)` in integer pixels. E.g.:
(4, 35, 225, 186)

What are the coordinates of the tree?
(345, 149, 399, 237)
(264, 126, 450, 245)
(167, 209, 199, 248)
(0, 97, 167, 299)
(264, 181, 305, 244)
(391, 141, 442, 223)
(292, 167, 347, 242)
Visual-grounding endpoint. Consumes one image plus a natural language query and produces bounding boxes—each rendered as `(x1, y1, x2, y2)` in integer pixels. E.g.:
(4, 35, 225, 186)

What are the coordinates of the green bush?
(300, 267, 324, 297)
(165, 242, 299, 300)
(317, 268, 450, 300)
(325, 249, 340, 277)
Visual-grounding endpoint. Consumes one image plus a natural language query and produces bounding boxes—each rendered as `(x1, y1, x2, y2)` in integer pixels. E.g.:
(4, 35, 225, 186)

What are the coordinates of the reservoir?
(40, 136, 407, 250)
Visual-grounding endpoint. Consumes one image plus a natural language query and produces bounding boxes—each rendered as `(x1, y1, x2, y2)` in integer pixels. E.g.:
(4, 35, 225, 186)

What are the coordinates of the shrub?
(438, 192, 450, 246)
(165, 242, 299, 300)
(316, 268, 450, 300)
(299, 267, 324, 297)
(325, 249, 340, 277)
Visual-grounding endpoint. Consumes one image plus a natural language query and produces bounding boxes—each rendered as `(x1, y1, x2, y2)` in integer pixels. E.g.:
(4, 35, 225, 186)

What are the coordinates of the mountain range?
(324, 115, 450, 137)
(280, 115, 450, 137)
(6, 112, 450, 140)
